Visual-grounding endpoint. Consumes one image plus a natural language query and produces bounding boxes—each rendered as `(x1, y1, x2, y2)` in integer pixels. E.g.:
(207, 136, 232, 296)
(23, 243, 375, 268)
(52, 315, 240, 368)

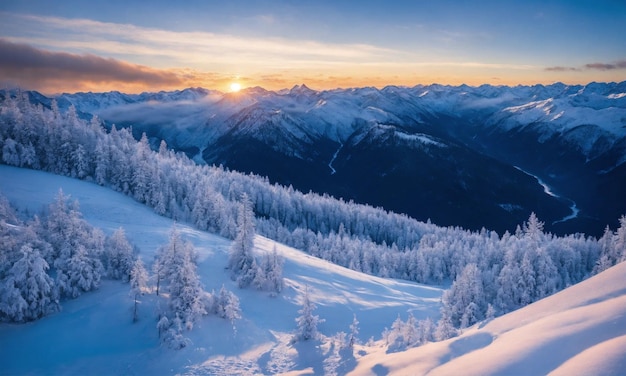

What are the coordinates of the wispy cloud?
(545, 60, 626, 72)
(1, 12, 396, 70)
(1, 12, 530, 74)
(584, 60, 626, 71)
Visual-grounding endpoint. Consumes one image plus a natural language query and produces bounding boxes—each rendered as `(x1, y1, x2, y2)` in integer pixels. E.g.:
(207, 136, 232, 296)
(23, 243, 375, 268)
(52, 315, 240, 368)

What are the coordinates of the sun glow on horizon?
(229, 82, 242, 92)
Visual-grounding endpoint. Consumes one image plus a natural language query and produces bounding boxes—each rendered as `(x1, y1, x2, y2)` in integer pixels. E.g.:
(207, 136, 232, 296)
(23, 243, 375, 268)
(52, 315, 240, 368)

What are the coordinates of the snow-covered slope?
(350, 260, 626, 376)
(0, 165, 442, 375)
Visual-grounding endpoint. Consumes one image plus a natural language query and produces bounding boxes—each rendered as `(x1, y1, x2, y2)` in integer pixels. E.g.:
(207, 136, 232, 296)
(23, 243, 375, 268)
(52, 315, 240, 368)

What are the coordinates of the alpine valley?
(16, 81, 626, 236)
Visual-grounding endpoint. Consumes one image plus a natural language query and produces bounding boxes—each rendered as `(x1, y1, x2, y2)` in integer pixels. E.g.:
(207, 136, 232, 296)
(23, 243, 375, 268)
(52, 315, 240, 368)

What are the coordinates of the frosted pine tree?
(442, 263, 485, 327)
(0, 244, 59, 322)
(386, 315, 406, 350)
(164, 314, 191, 350)
(254, 245, 284, 295)
(213, 285, 242, 328)
(105, 227, 134, 281)
(156, 226, 196, 286)
(403, 312, 418, 346)
(294, 286, 324, 341)
(228, 193, 257, 288)
(348, 314, 359, 347)
(417, 317, 435, 344)
(64, 245, 103, 298)
(129, 257, 148, 322)
(167, 242, 206, 330)
(435, 309, 457, 341)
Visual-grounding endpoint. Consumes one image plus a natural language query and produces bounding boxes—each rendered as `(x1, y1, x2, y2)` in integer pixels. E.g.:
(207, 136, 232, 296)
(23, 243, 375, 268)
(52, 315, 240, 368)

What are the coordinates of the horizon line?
(3, 79, 626, 97)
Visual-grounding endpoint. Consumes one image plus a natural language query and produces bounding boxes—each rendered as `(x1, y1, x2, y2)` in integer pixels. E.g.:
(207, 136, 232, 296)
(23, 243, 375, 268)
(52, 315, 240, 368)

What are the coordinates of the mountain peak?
(290, 84, 316, 95)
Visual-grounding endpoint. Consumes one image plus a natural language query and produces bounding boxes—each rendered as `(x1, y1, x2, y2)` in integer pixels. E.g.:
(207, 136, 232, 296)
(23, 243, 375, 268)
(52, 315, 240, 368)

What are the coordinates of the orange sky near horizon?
(1, 2, 625, 94)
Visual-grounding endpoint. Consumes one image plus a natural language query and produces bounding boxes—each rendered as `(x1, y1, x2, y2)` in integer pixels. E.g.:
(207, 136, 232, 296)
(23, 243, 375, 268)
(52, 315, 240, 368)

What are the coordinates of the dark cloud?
(0, 38, 182, 91)
(584, 60, 626, 71)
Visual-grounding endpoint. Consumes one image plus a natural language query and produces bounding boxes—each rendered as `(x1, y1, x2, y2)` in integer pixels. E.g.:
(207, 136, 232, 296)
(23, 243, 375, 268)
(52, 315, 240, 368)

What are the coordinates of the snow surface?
(394, 131, 445, 147)
(0, 165, 442, 375)
(608, 93, 626, 99)
(350, 261, 626, 376)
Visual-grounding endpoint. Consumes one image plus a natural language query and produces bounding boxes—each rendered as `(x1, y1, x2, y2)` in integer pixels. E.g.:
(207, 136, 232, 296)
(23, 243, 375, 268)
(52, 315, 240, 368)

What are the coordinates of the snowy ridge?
(351, 261, 626, 375)
(394, 130, 445, 147)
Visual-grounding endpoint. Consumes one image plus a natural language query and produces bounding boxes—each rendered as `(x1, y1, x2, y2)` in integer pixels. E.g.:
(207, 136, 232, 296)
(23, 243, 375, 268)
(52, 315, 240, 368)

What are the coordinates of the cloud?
(0, 38, 182, 92)
(545, 60, 626, 72)
(2, 12, 396, 70)
(584, 60, 626, 71)
(544, 66, 580, 72)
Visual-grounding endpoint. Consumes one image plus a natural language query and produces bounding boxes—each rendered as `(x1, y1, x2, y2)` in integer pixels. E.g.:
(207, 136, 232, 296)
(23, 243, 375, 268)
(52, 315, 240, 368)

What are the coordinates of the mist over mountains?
(17, 81, 626, 236)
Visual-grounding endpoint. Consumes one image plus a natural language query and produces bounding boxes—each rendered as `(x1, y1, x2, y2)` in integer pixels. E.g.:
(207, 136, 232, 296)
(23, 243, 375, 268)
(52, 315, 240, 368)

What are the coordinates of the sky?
(0, 0, 625, 94)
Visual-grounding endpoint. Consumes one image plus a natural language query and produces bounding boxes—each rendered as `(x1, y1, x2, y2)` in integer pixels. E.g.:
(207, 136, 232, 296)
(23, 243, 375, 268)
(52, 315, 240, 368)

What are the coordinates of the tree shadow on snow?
(372, 363, 390, 376)
(292, 340, 326, 375)
(335, 346, 358, 374)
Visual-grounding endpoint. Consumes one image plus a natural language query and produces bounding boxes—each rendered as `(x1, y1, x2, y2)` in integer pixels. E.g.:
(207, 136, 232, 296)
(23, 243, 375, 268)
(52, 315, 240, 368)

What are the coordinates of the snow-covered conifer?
(434, 310, 456, 341)
(228, 193, 256, 288)
(417, 317, 435, 344)
(442, 263, 485, 327)
(485, 303, 496, 321)
(0, 244, 59, 322)
(63, 245, 103, 298)
(164, 314, 191, 350)
(254, 245, 284, 295)
(213, 285, 242, 326)
(294, 286, 324, 341)
(157, 315, 170, 339)
(386, 314, 406, 350)
(349, 314, 359, 347)
(129, 257, 148, 322)
(403, 312, 418, 346)
(166, 239, 205, 330)
(105, 227, 135, 281)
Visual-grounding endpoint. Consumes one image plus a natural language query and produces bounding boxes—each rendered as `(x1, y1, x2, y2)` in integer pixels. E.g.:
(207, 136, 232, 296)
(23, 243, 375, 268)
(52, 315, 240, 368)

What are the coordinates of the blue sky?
(0, 0, 624, 93)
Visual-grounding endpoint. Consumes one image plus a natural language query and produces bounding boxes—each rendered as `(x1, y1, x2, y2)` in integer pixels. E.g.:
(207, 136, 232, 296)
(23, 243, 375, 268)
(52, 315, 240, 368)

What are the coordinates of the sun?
(229, 82, 242, 92)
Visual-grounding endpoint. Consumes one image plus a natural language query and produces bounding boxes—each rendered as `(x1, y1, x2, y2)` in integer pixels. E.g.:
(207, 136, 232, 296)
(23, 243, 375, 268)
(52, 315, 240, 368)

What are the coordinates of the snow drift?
(351, 260, 626, 375)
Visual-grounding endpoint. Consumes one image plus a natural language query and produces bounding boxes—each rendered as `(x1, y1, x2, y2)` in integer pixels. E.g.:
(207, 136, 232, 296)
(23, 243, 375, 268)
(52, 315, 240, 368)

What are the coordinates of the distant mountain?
(39, 82, 626, 235)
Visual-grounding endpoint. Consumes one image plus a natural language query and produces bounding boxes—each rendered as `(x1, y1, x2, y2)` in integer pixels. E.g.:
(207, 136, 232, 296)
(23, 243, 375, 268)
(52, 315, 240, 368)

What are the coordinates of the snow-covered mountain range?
(18, 81, 626, 235)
